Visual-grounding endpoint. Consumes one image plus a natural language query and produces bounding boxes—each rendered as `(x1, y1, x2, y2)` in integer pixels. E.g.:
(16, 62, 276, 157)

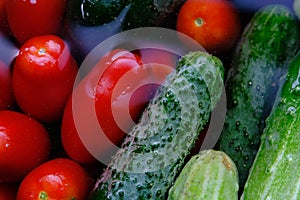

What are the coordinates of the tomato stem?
(39, 191, 48, 200)
(195, 18, 205, 27)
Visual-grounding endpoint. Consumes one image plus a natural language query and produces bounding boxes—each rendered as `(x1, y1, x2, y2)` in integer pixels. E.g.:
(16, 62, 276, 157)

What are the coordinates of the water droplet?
(248, 81, 253, 86)
(286, 154, 293, 162)
(286, 106, 296, 115)
(256, 85, 260, 91)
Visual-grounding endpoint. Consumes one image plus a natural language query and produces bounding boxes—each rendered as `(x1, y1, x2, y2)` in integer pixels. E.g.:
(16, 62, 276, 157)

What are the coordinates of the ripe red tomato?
(0, 0, 9, 35)
(12, 35, 78, 123)
(0, 61, 14, 110)
(61, 49, 146, 164)
(0, 110, 51, 182)
(176, 0, 241, 54)
(16, 158, 92, 200)
(5, 0, 68, 44)
(0, 183, 18, 200)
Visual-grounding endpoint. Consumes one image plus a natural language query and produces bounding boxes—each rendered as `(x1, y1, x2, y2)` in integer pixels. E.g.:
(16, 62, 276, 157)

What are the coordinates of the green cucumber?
(122, 0, 184, 30)
(241, 50, 300, 200)
(89, 51, 224, 200)
(168, 150, 239, 200)
(216, 4, 300, 189)
(67, 0, 129, 25)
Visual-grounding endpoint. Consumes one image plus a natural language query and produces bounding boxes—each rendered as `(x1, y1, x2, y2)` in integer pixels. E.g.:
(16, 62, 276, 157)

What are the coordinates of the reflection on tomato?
(176, 0, 241, 54)
(12, 35, 78, 123)
(5, 0, 68, 44)
(0, 110, 51, 182)
(16, 158, 92, 200)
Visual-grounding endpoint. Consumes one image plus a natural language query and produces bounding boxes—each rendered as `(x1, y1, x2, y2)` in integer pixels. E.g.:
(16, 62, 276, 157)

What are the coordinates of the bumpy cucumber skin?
(168, 150, 239, 200)
(216, 4, 300, 189)
(89, 51, 224, 200)
(241, 50, 300, 200)
(122, 0, 184, 30)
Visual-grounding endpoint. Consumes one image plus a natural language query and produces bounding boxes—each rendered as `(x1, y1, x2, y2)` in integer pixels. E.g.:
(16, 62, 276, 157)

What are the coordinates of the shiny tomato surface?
(177, 0, 241, 54)
(0, 110, 51, 182)
(12, 35, 78, 123)
(16, 158, 92, 200)
(5, 0, 67, 44)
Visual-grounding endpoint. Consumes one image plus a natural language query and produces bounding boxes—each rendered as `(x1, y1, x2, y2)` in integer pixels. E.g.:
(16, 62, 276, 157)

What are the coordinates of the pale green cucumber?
(168, 150, 239, 200)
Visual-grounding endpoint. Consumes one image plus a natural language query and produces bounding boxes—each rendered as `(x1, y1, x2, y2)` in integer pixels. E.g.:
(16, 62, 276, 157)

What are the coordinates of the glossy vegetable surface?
(241, 49, 300, 200)
(216, 4, 300, 190)
(90, 51, 224, 199)
(12, 35, 78, 123)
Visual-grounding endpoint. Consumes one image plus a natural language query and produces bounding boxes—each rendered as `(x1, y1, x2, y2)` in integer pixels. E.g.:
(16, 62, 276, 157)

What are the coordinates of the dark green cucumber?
(168, 150, 239, 200)
(241, 50, 300, 200)
(122, 0, 184, 30)
(89, 51, 224, 200)
(67, 0, 129, 25)
(216, 4, 300, 189)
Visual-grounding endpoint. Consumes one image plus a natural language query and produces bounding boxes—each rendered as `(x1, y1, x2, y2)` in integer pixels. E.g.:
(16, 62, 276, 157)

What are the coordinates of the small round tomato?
(0, 110, 51, 182)
(61, 49, 145, 164)
(176, 0, 241, 54)
(16, 158, 92, 200)
(0, 61, 14, 110)
(5, 0, 68, 44)
(0, 183, 18, 200)
(12, 35, 78, 123)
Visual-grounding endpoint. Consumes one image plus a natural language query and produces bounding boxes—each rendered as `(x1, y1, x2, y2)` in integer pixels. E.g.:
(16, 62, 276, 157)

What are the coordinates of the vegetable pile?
(0, 0, 299, 199)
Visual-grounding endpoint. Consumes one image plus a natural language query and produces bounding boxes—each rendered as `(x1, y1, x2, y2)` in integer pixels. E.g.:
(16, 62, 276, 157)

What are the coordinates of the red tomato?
(16, 158, 92, 200)
(94, 50, 144, 145)
(61, 49, 146, 164)
(0, 0, 9, 35)
(0, 110, 51, 182)
(0, 183, 18, 200)
(176, 0, 241, 54)
(5, 0, 68, 44)
(12, 35, 78, 123)
(61, 97, 97, 164)
(0, 61, 14, 110)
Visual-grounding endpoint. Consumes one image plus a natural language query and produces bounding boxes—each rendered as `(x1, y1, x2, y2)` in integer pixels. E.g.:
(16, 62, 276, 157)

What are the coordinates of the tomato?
(61, 49, 147, 164)
(0, 183, 18, 200)
(5, 0, 68, 44)
(16, 158, 92, 200)
(12, 35, 78, 123)
(0, 0, 9, 35)
(0, 61, 14, 110)
(0, 110, 51, 182)
(94, 50, 144, 145)
(176, 0, 241, 54)
(61, 97, 98, 164)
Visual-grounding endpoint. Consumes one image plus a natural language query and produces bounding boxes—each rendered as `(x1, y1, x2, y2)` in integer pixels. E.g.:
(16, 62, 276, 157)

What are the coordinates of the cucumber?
(122, 0, 184, 30)
(89, 51, 225, 200)
(80, 0, 129, 25)
(168, 150, 239, 200)
(215, 4, 300, 189)
(241, 50, 300, 200)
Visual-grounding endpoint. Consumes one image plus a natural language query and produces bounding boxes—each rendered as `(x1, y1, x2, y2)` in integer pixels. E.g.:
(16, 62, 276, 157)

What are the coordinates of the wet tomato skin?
(16, 158, 92, 200)
(12, 35, 78, 123)
(176, 0, 241, 54)
(5, 0, 68, 44)
(0, 110, 51, 183)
